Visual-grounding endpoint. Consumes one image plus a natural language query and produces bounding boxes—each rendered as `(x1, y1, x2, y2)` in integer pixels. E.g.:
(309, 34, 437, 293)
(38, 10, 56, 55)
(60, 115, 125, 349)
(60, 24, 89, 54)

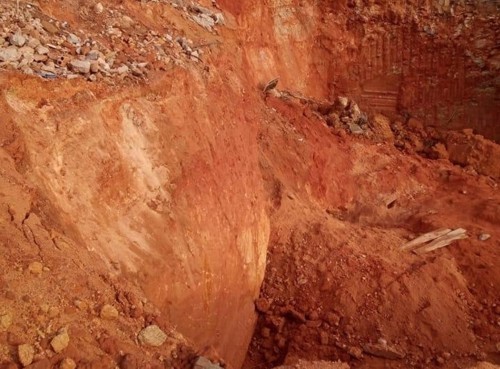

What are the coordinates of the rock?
(0, 312, 13, 331)
(362, 342, 405, 360)
(138, 325, 167, 347)
(69, 60, 90, 74)
(320, 331, 329, 345)
(85, 50, 100, 60)
(478, 233, 491, 241)
(90, 61, 99, 73)
(9, 32, 26, 47)
(0, 47, 20, 62)
(336, 96, 350, 110)
(27, 38, 41, 49)
(28, 262, 43, 275)
(255, 297, 271, 313)
(59, 358, 76, 369)
(192, 14, 216, 30)
(193, 356, 223, 369)
(34, 54, 48, 62)
(50, 329, 70, 353)
(428, 143, 449, 160)
(41, 20, 59, 34)
(348, 123, 364, 135)
(100, 304, 119, 320)
(66, 33, 80, 45)
(36, 45, 49, 55)
(18, 344, 35, 367)
(348, 346, 363, 359)
(94, 3, 104, 14)
(120, 16, 135, 30)
(116, 65, 129, 74)
(371, 113, 394, 141)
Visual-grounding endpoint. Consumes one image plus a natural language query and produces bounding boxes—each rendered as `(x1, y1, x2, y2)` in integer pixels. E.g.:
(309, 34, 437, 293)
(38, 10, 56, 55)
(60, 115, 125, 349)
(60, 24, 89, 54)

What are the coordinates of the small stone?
(66, 33, 80, 45)
(120, 16, 135, 30)
(28, 262, 43, 275)
(479, 233, 491, 241)
(41, 20, 59, 34)
(85, 50, 100, 60)
(34, 54, 48, 62)
(36, 45, 49, 55)
(18, 344, 35, 367)
(90, 61, 99, 73)
(336, 96, 350, 110)
(138, 325, 167, 347)
(436, 356, 445, 365)
(59, 358, 76, 369)
(9, 32, 26, 47)
(348, 123, 364, 135)
(0, 47, 20, 62)
(26, 37, 40, 48)
(193, 356, 223, 369)
(74, 300, 87, 310)
(50, 329, 69, 353)
(94, 3, 104, 14)
(348, 346, 363, 359)
(69, 60, 91, 74)
(100, 304, 118, 320)
(116, 65, 129, 74)
(0, 313, 13, 331)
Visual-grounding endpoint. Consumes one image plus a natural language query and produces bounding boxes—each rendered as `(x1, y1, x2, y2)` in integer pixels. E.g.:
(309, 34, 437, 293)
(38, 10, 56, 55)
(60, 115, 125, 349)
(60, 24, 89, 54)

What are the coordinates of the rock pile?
(0, 0, 223, 81)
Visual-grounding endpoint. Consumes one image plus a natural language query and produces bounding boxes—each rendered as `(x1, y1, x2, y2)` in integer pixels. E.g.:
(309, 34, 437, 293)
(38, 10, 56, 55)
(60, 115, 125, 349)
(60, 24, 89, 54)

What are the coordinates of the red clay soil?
(243, 95, 500, 369)
(0, 0, 499, 369)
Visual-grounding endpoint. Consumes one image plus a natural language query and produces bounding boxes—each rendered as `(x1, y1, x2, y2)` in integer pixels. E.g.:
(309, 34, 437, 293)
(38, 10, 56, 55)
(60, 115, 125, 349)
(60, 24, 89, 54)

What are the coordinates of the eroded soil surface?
(0, 0, 499, 369)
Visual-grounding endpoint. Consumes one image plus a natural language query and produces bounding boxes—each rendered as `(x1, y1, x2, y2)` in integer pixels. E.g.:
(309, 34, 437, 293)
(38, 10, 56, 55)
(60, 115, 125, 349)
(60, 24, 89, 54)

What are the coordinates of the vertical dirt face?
(0, 69, 270, 368)
(221, 0, 499, 140)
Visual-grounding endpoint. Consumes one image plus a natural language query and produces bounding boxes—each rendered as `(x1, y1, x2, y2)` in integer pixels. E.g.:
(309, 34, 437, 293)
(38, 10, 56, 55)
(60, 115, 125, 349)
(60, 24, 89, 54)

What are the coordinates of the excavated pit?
(0, 1, 499, 369)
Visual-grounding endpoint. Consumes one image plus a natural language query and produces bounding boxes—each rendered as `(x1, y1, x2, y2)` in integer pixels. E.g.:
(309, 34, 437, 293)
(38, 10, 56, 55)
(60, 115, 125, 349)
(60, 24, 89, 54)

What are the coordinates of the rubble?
(0, 0, 225, 82)
(138, 325, 168, 347)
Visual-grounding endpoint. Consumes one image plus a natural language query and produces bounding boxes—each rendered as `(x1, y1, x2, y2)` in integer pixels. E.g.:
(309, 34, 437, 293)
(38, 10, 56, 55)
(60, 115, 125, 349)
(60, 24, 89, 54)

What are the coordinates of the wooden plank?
(401, 228, 452, 251)
(414, 228, 467, 254)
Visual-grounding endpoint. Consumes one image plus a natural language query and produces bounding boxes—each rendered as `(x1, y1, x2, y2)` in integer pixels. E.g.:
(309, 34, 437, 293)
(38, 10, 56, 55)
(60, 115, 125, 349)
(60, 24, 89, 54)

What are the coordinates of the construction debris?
(401, 228, 468, 254)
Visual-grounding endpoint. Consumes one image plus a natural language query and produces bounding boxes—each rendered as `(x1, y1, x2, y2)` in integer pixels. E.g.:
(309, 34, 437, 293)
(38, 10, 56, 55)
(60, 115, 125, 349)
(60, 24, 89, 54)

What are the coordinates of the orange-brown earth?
(0, 1, 499, 369)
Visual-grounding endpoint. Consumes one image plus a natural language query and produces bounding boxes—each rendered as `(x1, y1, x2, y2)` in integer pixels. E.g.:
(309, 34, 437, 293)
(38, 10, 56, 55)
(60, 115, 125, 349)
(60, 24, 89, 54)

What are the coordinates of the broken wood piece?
(401, 228, 452, 251)
(414, 228, 467, 254)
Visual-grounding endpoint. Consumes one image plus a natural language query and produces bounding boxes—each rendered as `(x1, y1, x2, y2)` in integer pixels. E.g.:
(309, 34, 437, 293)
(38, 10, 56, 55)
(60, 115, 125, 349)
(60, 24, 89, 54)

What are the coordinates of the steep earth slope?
(0, 0, 499, 369)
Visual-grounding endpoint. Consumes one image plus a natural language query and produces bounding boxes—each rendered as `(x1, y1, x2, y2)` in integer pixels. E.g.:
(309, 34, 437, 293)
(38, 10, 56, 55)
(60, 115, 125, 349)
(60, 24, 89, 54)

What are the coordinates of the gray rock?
(0, 46, 20, 62)
(66, 33, 81, 45)
(69, 59, 91, 74)
(9, 32, 26, 47)
(137, 325, 167, 347)
(193, 356, 223, 369)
